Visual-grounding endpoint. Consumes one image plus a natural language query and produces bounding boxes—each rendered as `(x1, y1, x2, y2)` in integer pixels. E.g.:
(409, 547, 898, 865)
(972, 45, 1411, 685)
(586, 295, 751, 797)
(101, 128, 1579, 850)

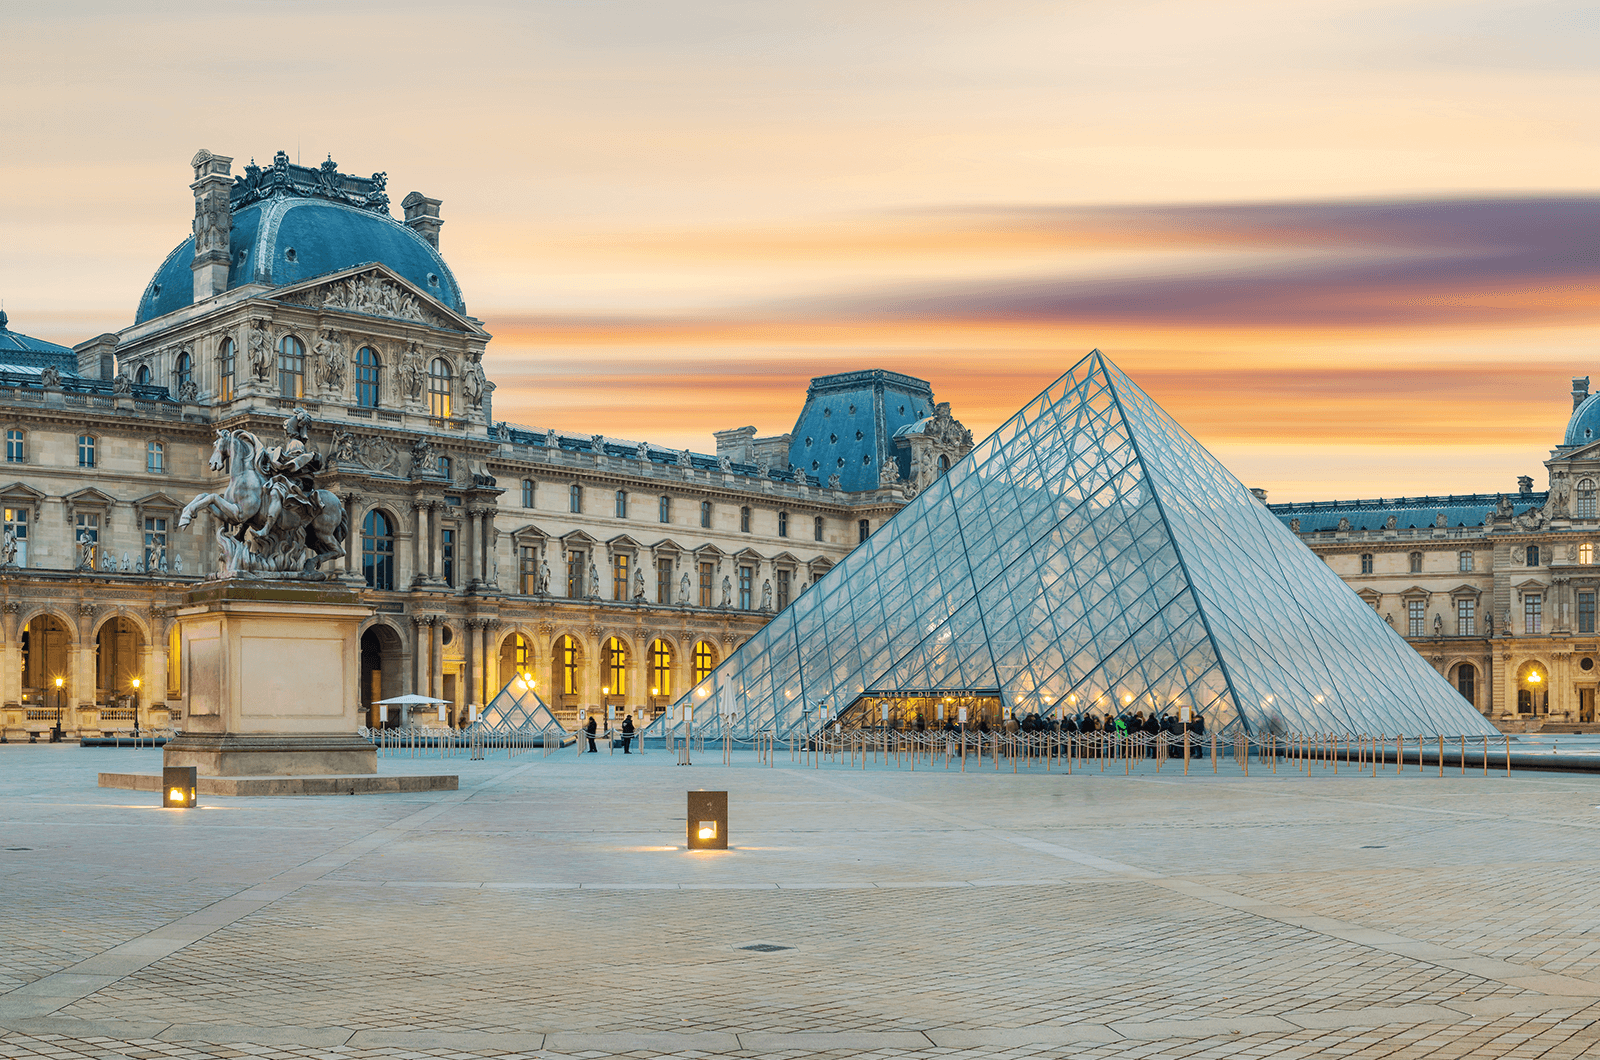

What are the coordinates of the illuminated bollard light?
(163, 765, 197, 809)
(687, 789, 728, 850)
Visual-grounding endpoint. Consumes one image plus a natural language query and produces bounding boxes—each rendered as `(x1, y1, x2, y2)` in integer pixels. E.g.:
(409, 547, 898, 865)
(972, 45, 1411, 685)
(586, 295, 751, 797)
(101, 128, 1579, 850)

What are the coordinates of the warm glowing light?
(1122, 694, 1132, 704)
(651, 687, 660, 695)
(1529, 673, 1542, 683)
(697, 687, 709, 697)
(168, 788, 185, 803)
(697, 822, 717, 840)
(602, 686, 610, 695)
(131, 678, 141, 690)
(54, 677, 63, 689)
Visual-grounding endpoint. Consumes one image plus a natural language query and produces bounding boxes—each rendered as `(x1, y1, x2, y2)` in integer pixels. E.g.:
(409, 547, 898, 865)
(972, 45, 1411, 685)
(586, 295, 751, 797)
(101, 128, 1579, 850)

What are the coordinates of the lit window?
(428, 358, 452, 419)
(615, 489, 628, 518)
(659, 494, 671, 523)
(612, 552, 629, 600)
(650, 640, 672, 697)
(519, 546, 537, 594)
(1579, 479, 1597, 519)
(604, 637, 627, 695)
(218, 338, 235, 401)
(1581, 591, 1596, 634)
(77, 435, 95, 468)
(566, 549, 586, 598)
(693, 640, 715, 683)
(521, 479, 534, 508)
(700, 500, 711, 528)
(738, 565, 753, 609)
(778, 510, 789, 537)
(1408, 551, 1422, 573)
(559, 635, 579, 694)
(1407, 599, 1425, 637)
(1582, 543, 1595, 566)
(362, 510, 394, 590)
(1458, 550, 1473, 572)
(174, 350, 193, 392)
(4, 429, 22, 463)
(1527, 545, 1540, 567)
(1457, 597, 1475, 636)
(740, 506, 751, 533)
(569, 483, 582, 513)
(1526, 593, 1543, 634)
(814, 515, 824, 542)
(278, 335, 305, 398)
(146, 441, 165, 473)
(698, 561, 713, 607)
(1360, 553, 1373, 574)
(356, 346, 380, 408)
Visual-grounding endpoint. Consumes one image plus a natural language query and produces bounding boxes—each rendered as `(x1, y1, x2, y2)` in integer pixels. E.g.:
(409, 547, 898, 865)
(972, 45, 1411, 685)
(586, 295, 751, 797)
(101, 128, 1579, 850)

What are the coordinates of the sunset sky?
(3, 1, 1595, 501)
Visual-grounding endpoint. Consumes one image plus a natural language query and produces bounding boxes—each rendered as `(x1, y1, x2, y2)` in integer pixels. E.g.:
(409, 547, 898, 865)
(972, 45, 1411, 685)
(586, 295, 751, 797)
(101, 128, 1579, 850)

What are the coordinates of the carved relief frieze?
(280, 269, 446, 327)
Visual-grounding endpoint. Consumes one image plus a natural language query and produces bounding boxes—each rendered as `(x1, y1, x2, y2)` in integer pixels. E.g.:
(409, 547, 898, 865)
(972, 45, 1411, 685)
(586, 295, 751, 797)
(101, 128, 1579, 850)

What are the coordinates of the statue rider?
(259, 409, 322, 536)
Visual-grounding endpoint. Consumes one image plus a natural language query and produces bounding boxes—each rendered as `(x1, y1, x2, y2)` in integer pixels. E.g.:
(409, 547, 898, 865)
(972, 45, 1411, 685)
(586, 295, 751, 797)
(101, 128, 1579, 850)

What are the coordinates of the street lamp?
(131, 677, 143, 738)
(52, 676, 64, 742)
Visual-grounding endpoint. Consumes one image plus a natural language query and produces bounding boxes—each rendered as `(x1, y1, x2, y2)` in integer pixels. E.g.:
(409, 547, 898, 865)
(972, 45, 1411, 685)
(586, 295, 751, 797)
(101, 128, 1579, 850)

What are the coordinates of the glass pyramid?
(476, 676, 566, 735)
(670, 350, 1496, 739)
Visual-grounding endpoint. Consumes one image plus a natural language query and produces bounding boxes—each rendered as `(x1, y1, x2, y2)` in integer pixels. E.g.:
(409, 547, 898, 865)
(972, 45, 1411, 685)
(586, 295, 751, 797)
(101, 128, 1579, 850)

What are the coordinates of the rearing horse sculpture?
(179, 428, 347, 578)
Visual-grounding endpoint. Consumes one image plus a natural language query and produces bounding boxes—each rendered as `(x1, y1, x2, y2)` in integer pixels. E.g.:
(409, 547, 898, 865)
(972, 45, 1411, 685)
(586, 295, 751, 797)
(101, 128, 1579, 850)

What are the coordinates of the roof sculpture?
(671, 350, 1497, 739)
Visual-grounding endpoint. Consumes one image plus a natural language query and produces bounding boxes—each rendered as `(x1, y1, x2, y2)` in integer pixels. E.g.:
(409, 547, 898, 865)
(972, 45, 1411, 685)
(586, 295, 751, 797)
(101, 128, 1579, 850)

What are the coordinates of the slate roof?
(1267, 493, 1547, 532)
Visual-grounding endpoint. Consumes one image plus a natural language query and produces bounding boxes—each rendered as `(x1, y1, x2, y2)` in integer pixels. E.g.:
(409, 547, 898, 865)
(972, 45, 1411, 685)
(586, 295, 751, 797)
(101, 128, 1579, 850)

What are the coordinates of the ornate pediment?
(273, 266, 471, 332)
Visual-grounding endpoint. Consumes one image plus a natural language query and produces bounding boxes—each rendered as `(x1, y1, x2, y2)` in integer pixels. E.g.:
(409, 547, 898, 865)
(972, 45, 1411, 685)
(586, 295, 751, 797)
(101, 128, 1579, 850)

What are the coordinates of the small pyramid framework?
(672, 350, 1497, 739)
(477, 676, 567, 735)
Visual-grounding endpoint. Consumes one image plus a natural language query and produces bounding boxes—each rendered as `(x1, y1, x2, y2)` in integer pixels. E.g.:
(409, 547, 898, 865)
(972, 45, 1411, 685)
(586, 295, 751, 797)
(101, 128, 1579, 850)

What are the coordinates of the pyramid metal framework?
(476, 676, 567, 734)
(671, 350, 1496, 739)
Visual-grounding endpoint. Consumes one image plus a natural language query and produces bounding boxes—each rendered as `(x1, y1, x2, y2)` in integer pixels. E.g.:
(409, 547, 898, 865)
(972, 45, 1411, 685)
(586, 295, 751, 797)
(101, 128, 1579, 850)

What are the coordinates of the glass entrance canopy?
(669, 350, 1497, 740)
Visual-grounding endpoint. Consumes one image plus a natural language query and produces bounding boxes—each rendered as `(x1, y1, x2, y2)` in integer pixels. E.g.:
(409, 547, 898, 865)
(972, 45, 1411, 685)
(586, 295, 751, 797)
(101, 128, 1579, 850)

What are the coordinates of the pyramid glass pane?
(676, 350, 1497, 739)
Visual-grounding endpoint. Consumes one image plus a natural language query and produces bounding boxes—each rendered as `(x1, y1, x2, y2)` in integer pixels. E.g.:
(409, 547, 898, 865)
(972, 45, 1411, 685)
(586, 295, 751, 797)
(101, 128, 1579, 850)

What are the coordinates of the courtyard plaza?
(4, 745, 1600, 1060)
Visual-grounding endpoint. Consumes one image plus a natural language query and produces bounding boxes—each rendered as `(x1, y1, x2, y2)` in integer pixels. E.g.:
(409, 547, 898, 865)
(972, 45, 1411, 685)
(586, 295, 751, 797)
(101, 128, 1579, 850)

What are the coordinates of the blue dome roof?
(136, 196, 465, 324)
(1566, 393, 1600, 447)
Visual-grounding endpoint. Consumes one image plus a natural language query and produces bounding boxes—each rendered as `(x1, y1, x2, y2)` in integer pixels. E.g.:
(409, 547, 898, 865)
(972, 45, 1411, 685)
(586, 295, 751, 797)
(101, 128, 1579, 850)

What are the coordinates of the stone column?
(343, 493, 357, 576)
(136, 643, 153, 722)
(1, 603, 19, 708)
(466, 619, 481, 714)
(430, 504, 443, 583)
(411, 617, 429, 716)
(483, 622, 499, 705)
(410, 502, 427, 587)
(430, 619, 444, 706)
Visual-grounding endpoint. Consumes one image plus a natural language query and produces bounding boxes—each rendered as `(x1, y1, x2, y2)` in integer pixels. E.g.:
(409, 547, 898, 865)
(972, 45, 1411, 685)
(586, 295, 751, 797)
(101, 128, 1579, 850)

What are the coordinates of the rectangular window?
(1407, 599, 1425, 637)
(570, 484, 582, 514)
(437, 456, 451, 480)
(3, 507, 27, 567)
(144, 516, 167, 571)
(1582, 592, 1596, 635)
(779, 510, 789, 538)
(75, 513, 99, 568)
(858, 518, 870, 543)
(740, 507, 751, 533)
(700, 501, 712, 528)
(615, 490, 628, 518)
(1526, 593, 1543, 634)
(739, 565, 753, 609)
(814, 515, 824, 542)
(1457, 597, 1475, 637)
(613, 552, 629, 601)
(146, 441, 164, 473)
(659, 495, 671, 523)
(698, 561, 714, 608)
(77, 435, 96, 469)
(657, 557, 673, 604)
(440, 528, 455, 587)
(520, 546, 538, 595)
(567, 550, 586, 598)
(5, 429, 23, 463)
(1528, 545, 1540, 567)
(776, 568, 790, 610)
(521, 479, 534, 508)
(1458, 551, 1474, 573)
(219, 339, 235, 402)
(1360, 553, 1373, 574)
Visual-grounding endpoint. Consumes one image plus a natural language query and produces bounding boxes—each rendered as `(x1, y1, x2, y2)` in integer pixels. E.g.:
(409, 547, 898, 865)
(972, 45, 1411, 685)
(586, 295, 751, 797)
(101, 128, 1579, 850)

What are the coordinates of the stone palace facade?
(1270, 375, 1600, 731)
(0, 149, 973, 739)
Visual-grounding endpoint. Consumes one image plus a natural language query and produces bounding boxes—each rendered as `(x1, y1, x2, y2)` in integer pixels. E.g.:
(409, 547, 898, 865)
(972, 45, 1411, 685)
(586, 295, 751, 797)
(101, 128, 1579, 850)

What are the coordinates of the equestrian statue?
(178, 409, 348, 579)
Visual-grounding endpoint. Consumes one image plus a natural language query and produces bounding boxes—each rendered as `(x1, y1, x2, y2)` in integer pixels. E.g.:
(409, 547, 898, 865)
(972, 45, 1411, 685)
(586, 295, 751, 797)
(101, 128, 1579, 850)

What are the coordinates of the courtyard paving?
(3, 741, 1600, 1059)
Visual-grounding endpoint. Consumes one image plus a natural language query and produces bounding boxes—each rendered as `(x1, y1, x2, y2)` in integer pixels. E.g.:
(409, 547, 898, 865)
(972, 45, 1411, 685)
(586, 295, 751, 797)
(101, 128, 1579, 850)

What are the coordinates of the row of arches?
(13, 612, 155, 704)
(498, 631, 719, 705)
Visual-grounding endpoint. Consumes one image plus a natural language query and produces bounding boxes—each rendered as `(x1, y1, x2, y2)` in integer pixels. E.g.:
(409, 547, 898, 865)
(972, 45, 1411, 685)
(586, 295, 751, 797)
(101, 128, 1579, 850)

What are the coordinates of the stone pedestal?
(164, 581, 376, 776)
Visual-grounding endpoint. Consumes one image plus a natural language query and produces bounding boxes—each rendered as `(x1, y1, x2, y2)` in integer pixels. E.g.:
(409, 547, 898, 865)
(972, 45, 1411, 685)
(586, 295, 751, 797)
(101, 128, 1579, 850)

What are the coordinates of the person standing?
(621, 714, 634, 754)
(585, 715, 598, 753)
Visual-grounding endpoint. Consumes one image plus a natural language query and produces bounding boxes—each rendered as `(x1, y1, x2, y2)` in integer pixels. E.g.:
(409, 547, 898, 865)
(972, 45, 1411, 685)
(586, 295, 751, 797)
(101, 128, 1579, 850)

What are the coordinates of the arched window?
(557, 635, 580, 695)
(1579, 479, 1597, 519)
(693, 640, 716, 684)
(521, 479, 534, 508)
(1527, 545, 1540, 567)
(1408, 551, 1423, 573)
(649, 639, 672, 697)
(603, 637, 627, 696)
(778, 510, 789, 538)
(1360, 553, 1373, 574)
(355, 346, 380, 408)
(938, 454, 950, 474)
(1517, 661, 1548, 714)
(1454, 663, 1476, 706)
(428, 358, 452, 419)
(615, 490, 628, 518)
(277, 335, 305, 398)
(740, 506, 751, 533)
(174, 350, 192, 392)
(569, 483, 583, 513)
(135, 365, 152, 385)
(814, 515, 824, 541)
(218, 338, 236, 401)
(362, 510, 394, 590)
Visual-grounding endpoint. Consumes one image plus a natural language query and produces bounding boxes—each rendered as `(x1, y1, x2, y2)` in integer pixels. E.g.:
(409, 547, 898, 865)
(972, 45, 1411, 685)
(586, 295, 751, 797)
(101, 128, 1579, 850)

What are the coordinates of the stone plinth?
(163, 581, 376, 776)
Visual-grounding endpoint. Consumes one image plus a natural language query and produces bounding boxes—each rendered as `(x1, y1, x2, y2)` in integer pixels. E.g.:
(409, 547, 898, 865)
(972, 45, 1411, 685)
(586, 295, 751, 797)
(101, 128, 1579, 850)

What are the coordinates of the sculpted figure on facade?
(329, 429, 360, 467)
(313, 330, 346, 392)
(678, 449, 693, 471)
(1548, 473, 1571, 516)
(409, 437, 435, 478)
(100, 548, 115, 572)
(178, 409, 348, 579)
(760, 579, 772, 612)
(588, 561, 601, 598)
(77, 530, 95, 570)
(40, 365, 61, 388)
(113, 371, 132, 396)
(636, 441, 649, 464)
(1, 527, 18, 567)
(1337, 517, 1351, 531)
(679, 571, 691, 604)
(178, 380, 199, 402)
(721, 574, 733, 608)
(462, 355, 490, 409)
(537, 558, 551, 595)
(1384, 514, 1397, 530)
(633, 567, 646, 600)
(718, 454, 733, 473)
(828, 473, 841, 490)
(399, 342, 425, 400)
(248, 319, 273, 382)
(1435, 512, 1448, 528)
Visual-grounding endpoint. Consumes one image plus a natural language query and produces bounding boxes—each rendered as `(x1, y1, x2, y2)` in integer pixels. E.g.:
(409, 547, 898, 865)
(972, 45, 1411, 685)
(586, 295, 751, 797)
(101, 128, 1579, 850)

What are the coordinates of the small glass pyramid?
(671, 350, 1496, 739)
(477, 675, 566, 735)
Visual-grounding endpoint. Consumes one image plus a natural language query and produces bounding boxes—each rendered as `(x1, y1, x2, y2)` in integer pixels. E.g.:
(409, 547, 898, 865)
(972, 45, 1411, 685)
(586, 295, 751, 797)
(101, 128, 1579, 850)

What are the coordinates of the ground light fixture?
(163, 766, 197, 809)
(686, 790, 728, 850)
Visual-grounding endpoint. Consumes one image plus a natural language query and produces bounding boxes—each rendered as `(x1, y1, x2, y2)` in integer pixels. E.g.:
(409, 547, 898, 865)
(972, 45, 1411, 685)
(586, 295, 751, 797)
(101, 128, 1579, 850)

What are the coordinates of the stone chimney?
(714, 426, 757, 465)
(402, 191, 443, 248)
(74, 333, 119, 381)
(189, 149, 234, 302)
(1574, 376, 1590, 410)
